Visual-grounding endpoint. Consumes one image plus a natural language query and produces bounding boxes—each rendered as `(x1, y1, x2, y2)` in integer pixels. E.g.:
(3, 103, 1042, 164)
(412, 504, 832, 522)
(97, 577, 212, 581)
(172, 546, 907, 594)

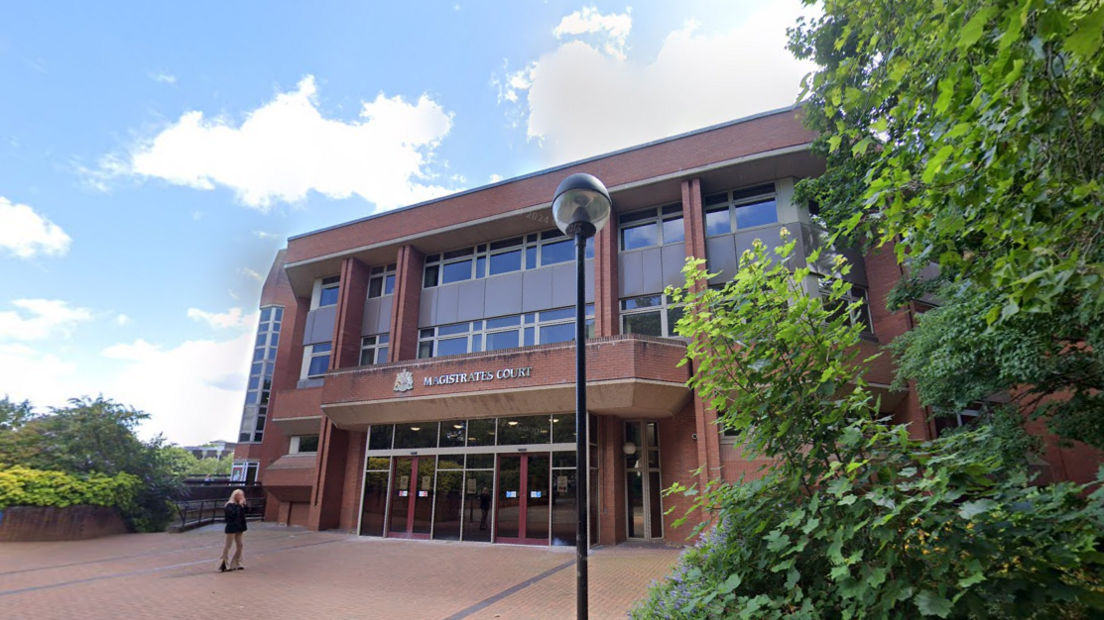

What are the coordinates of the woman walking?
(219, 489, 248, 572)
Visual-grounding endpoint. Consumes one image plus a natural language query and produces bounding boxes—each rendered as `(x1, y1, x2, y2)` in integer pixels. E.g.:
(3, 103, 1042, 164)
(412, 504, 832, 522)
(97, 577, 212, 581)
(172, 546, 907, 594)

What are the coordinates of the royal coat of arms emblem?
(393, 369, 414, 393)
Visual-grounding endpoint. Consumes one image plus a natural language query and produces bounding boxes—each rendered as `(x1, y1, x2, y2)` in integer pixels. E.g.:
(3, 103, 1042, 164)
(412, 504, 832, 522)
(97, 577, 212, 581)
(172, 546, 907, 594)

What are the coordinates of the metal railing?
(172, 497, 266, 532)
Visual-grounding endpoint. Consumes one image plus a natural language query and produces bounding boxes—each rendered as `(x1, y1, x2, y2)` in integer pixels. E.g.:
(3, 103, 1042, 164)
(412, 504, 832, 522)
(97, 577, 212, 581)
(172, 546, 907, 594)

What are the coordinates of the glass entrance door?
(388, 456, 433, 539)
(495, 454, 550, 544)
(625, 421, 663, 540)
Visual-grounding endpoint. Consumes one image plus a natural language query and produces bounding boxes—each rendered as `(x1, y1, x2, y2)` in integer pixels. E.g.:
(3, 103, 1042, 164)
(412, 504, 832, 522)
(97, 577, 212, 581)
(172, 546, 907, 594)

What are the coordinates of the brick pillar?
(594, 221, 619, 337)
(331, 257, 370, 370)
(339, 431, 367, 530)
(309, 418, 349, 531)
(681, 178, 723, 491)
(389, 245, 425, 361)
(599, 415, 627, 544)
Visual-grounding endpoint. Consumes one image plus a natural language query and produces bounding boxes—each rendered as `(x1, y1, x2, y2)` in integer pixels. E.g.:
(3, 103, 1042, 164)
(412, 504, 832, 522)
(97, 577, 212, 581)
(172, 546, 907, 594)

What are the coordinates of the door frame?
(386, 455, 432, 540)
(493, 452, 551, 545)
(624, 420, 663, 541)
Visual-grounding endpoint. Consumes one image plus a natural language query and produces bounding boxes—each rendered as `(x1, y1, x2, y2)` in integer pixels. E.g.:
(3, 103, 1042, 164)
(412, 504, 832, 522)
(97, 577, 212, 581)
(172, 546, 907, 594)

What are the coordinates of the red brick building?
(231, 106, 1099, 545)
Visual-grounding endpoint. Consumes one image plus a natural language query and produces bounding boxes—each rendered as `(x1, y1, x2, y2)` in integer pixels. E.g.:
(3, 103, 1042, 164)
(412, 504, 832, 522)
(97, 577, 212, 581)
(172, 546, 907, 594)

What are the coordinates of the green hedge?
(0, 466, 139, 510)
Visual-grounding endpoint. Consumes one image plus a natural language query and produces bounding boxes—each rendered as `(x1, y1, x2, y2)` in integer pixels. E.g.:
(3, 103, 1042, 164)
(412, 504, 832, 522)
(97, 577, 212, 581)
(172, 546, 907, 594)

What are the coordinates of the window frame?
(367, 264, 397, 299)
(239, 304, 282, 443)
(817, 277, 874, 336)
(359, 334, 390, 366)
(618, 204, 684, 252)
(702, 183, 779, 238)
(302, 342, 332, 379)
(314, 275, 341, 309)
(417, 306, 596, 359)
(619, 294, 685, 338)
(290, 435, 320, 454)
(423, 231, 594, 288)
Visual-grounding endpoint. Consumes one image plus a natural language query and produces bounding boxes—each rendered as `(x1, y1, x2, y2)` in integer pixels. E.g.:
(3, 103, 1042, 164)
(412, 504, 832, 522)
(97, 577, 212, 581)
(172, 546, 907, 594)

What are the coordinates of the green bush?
(0, 466, 138, 511)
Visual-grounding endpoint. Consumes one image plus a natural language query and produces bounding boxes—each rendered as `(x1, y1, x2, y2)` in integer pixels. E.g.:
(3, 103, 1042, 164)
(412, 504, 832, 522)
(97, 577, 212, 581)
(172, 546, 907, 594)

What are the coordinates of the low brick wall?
(0, 505, 128, 542)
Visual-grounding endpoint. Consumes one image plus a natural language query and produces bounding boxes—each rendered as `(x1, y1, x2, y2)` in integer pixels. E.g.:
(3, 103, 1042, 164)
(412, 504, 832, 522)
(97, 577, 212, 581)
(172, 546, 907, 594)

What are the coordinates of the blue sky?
(0, 1, 814, 445)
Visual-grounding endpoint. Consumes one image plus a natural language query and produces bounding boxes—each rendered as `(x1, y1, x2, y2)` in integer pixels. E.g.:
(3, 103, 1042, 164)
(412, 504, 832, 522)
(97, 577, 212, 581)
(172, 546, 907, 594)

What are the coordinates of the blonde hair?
(228, 489, 246, 505)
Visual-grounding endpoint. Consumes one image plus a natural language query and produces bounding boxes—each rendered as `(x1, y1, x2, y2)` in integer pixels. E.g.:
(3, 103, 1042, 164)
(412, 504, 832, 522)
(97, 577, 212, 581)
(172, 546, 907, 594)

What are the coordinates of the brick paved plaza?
(0, 524, 680, 620)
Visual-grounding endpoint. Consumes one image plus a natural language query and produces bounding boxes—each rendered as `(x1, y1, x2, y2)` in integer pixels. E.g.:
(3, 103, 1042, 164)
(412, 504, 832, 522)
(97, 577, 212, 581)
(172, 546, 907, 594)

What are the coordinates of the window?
(417, 306, 595, 359)
(423, 231, 594, 288)
(620, 294, 685, 338)
(360, 334, 390, 365)
(239, 305, 282, 443)
(317, 276, 340, 308)
(303, 343, 332, 379)
(818, 278, 874, 335)
(290, 435, 320, 454)
(703, 183, 778, 237)
(618, 204, 684, 251)
(368, 264, 397, 298)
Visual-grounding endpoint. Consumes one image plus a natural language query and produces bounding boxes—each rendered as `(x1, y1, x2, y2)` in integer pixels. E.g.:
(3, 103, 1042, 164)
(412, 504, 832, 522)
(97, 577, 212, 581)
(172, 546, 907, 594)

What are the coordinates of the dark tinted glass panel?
(239, 432, 251, 443)
(466, 453, 495, 469)
(490, 237, 523, 250)
(360, 470, 389, 536)
(248, 376, 259, 390)
(489, 250, 521, 275)
(734, 199, 778, 228)
(252, 431, 263, 443)
(252, 361, 263, 376)
(552, 416, 575, 443)
(384, 274, 395, 295)
(586, 236, 594, 259)
(255, 415, 266, 430)
(308, 354, 330, 377)
(624, 312, 662, 336)
(256, 333, 266, 347)
(662, 217, 685, 244)
(542, 229, 565, 240)
(439, 323, 470, 336)
(471, 334, 483, 352)
(475, 256, 486, 278)
(705, 207, 731, 235)
(485, 330, 519, 351)
(540, 323, 574, 345)
(424, 265, 439, 288)
(486, 315, 521, 329)
(389, 458, 413, 534)
(437, 337, 468, 357)
(322, 276, 340, 285)
(621, 222, 659, 250)
(541, 239, 573, 265)
(368, 278, 383, 298)
(377, 346, 388, 362)
(320, 286, 340, 306)
(497, 456, 521, 539)
(367, 456, 392, 471)
(498, 415, 551, 445)
(394, 423, 439, 449)
(439, 421, 467, 448)
(270, 333, 279, 348)
(550, 469, 577, 546)
(274, 308, 283, 321)
(621, 295, 661, 310)
(619, 209, 655, 224)
(667, 306, 685, 336)
(418, 342, 433, 359)
(412, 457, 435, 535)
(433, 458, 464, 541)
(553, 451, 576, 467)
(627, 471, 644, 538)
(261, 307, 273, 322)
(704, 192, 729, 206)
(541, 307, 573, 321)
(426, 254, 440, 263)
(731, 183, 775, 201)
(267, 347, 277, 361)
(253, 348, 264, 362)
(368, 425, 394, 451)
(662, 203, 683, 215)
(464, 471, 494, 542)
(649, 471, 664, 538)
(444, 248, 474, 259)
(297, 435, 319, 452)
(525, 246, 537, 269)
(359, 348, 373, 365)
(442, 260, 472, 284)
(526, 455, 550, 541)
(466, 419, 496, 448)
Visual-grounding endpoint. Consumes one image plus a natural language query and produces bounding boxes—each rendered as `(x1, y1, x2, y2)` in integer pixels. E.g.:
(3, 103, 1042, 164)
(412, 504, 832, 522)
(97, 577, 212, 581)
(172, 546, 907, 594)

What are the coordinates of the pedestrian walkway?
(0, 523, 679, 620)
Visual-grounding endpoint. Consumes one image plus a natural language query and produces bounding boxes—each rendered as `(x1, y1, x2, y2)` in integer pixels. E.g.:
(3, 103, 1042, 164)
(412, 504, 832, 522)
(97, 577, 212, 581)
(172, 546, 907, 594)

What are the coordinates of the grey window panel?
(640, 247, 664, 295)
(706, 236, 738, 285)
(419, 288, 438, 328)
(296, 378, 325, 389)
(618, 250, 645, 297)
(376, 297, 393, 334)
(521, 266, 553, 312)
(550, 262, 574, 308)
(484, 271, 523, 316)
(434, 284, 460, 326)
(361, 297, 381, 336)
(661, 243, 688, 290)
(455, 279, 487, 322)
(840, 248, 869, 287)
(585, 259, 595, 304)
(304, 306, 337, 345)
(735, 225, 786, 267)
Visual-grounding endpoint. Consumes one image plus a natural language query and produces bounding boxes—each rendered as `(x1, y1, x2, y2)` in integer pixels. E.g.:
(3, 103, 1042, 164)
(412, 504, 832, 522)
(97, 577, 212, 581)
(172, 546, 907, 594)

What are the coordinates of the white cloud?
(115, 314, 132, 326)
(187, 307, 258, 330)
(0, 343, 78, 404)
(150, 72, 177, 84)
(240, 267, 263, 282)
(0, 299, 93, 341)
(100, 333, 254, 444)
(552, 6, 632, 60)
(489, 173, 503, 183)
(0, 197, 71, 259)
(100, 75, 457, 211)
(498, 1, 817, 165)
(254, 231, 282, 240)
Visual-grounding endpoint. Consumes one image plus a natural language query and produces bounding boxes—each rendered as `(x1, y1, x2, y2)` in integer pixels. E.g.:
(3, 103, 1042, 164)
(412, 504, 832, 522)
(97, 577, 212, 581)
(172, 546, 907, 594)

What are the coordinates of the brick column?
(599, 415, 627, 544)
(681, 177, 723, 492)
(331, 257, 370, 370)
(309, 418, 349, 530)
(594, 221, 620, 337)
(389, 245, 425, 361)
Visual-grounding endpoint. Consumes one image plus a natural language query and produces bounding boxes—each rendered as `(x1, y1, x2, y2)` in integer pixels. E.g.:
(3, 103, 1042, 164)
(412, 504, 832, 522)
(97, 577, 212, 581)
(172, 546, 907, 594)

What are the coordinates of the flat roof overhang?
(319, 335, 692, 431)
(282, 107, 821, 298)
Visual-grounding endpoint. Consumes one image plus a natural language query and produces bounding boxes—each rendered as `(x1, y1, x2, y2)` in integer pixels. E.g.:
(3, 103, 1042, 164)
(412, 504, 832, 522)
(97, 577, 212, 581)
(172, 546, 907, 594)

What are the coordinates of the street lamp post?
(551, 173, 612, 620)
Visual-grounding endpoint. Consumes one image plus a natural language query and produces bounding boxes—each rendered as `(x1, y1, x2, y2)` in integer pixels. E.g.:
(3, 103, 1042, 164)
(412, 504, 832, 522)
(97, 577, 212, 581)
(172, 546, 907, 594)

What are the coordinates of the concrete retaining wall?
(0, 505, 128, 542)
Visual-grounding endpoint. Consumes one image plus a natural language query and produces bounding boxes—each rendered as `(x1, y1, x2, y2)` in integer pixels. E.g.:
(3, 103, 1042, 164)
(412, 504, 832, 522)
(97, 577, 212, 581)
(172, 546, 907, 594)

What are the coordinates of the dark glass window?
(439, 422, 467, 448)
(308, 353, 330, 377)
(442, 260, 472, 284)
(368, 278, 383, 298)
(424, 265, 439, 288)
(622, 295, 662, 310)
(540, 323, 574, 344)
(662, 217, 685, 244)
(525, 246, 537, 269)
(418, 342, 434, 359)
(260, 308, 272, 322)
(735, 199, 778, 228)
(297, 435, 320, 452)
(489, 249, 522, 275)
(437, 337, 468, 357)
(621, 222, 660, 250)
(439, 323, 470, 336)
(623, 312, 662, 336)
(498, 415, 551, 445)
(394, 423, 439, 449)
(541, 239, 573, 265)
(467, 419, 496, 448)
(369, 425, 394, 450)
(384, 274, 395, 294)
(705, 208, 731, 236)
(485, 330, 519, 351)
(552, 416, 576, 443)
(486, 315, 521, 329)
(541, 307, 574, 321)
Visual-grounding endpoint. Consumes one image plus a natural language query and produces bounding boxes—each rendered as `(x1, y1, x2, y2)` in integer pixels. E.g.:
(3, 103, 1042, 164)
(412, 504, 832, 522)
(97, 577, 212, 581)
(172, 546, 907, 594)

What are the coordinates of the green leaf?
(1066, 5, 1104, 57)
(916, 590, 954, 617)
(922, 145, 956, 183)
(958, 7, 993, 51)
(957, 498, 996, 519)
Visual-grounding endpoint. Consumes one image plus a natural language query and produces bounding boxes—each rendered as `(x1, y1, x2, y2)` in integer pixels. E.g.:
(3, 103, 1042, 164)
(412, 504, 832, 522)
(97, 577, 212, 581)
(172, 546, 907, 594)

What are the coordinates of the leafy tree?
(162, 445, 233, 478)
(0, 396, 35, 432)
(631, 239, 1104, 619)
(788, 0, 1104, 449)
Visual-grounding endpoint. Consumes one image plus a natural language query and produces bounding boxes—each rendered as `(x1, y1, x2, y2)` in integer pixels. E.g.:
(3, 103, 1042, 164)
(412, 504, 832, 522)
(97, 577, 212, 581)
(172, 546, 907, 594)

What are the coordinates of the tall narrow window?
(318, 276, 340, 307)
(368, 264, 397, 298)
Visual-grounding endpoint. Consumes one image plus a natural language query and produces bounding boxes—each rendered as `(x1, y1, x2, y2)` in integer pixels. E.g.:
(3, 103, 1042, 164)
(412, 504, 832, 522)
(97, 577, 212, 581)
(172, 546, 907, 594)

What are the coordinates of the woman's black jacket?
(224, 502, 248, 534)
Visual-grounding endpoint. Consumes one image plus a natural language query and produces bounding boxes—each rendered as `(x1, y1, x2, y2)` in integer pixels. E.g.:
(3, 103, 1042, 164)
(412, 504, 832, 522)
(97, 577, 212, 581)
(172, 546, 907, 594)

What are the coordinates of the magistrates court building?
(230, 106, 1095, 547)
